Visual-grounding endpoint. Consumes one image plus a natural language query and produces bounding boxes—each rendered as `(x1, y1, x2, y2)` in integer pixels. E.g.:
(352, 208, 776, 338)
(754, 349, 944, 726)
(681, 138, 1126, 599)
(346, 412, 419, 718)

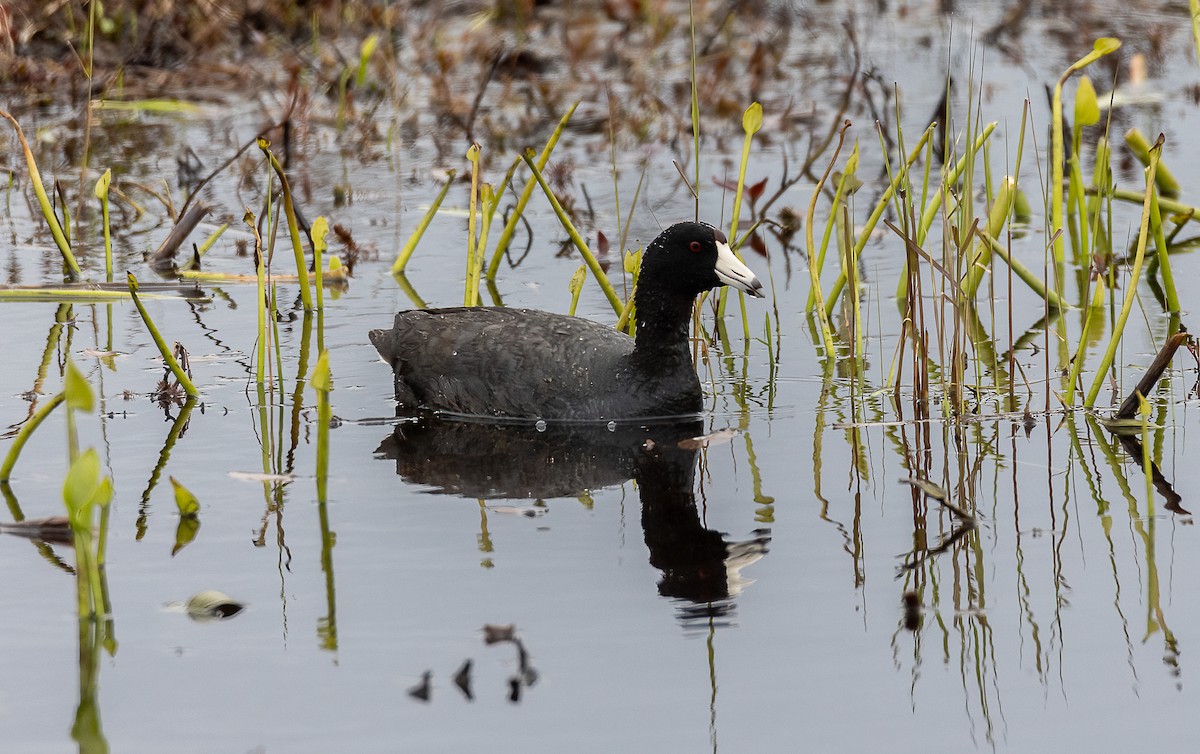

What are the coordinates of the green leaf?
(312, 350, 332, 393)
(356, 34, 380, 88)
(93, 476, 113, 509)
(172, 516, 201, 556)
(742, 102, 763, 135)
(311, 216, 329, 255)
(1136, 390, 1151, 418)
(1075, 76, 1099, 127)
(623, 250, 641, 275)
(1094, 37, 1121, 55)
(568, 265, 587, 294)
(63, 448, 101, 522)
(64, 360, 94, 413)
(1013, 188, 1033, 223)
(126, 271, 139, 293)
(94, 169, 111, 200)
(170, 476, 200, 517)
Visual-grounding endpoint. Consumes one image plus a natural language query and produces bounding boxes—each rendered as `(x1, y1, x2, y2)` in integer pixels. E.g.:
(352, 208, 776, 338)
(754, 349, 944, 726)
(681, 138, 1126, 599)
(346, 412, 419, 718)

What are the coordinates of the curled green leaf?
(311, 216, 329, 255)
(63, 448, 102, 522)
(312, 350, 332, 393)
(64, 360, 95, 413)
(568, 265, 587, 295)
(170, 476, 200, 517)
(1075, 76, 1099, 127)
(742, 101, 763, 134)
(94, 168, 111, 200)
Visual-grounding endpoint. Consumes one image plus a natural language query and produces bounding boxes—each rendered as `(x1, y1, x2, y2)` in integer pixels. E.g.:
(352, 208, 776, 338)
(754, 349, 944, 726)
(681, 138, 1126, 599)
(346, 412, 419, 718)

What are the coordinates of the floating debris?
(1113, 327, 1191, 421)
(180, 590, 244, 621)
(453, 659, 473, 701)
(902, 591, 922, 632)
(228, 471, 294, 483)
(0, 516, 73, 545)
(408, 671, 432, 702)
(482, 624, 516, 644)
(488, 506, 546, 518)
(482, 623, 537, 702)
(899, 476, 976, 523)
(678, 427, 739, 450)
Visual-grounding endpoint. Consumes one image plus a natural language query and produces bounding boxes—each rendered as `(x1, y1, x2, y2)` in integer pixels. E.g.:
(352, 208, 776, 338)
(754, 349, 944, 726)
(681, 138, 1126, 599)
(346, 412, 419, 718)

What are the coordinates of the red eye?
(689, 241, 703, 253)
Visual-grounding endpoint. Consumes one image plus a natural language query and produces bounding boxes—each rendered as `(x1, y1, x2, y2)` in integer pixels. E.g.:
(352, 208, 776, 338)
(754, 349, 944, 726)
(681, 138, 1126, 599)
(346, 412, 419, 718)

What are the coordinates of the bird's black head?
(638, 222, 764, 299)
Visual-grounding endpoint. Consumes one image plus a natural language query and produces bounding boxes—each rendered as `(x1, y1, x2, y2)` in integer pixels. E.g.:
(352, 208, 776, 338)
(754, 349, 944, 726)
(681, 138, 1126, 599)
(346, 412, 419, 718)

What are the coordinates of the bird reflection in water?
(375, 416, 770, 627)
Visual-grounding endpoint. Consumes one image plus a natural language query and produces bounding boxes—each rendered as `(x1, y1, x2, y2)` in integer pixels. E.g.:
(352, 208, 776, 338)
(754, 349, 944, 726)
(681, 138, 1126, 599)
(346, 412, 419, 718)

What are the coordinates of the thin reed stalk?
(393, 171, 455, 275)
(1083, 136, 1161, 407)
(259, 138, 313, 310)
(0, 109, 82, 278)
(488, 102, 579, 278)
(127, 273, 198, 397)
(521, 152, 623, 315)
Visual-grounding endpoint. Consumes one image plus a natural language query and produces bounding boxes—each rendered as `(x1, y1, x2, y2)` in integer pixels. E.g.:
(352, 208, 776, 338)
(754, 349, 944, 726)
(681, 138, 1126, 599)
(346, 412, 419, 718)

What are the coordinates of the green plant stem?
(1065, 275, 1106, 406)
(0, 392, 65, 481)
(963, 176, 1015, 299)
(896, 122, 987, 301)
(312, 217, 328, 313)
(521, 152, 623, 315)
(716, 102, 763, 324)
(805, 122, 848, 358)
(127, 273, 198, 397)
(1051, 38, 1122, 265)
(465, 144, 481, 306)
(978, 232, 1065, 310)
(1125, 128, 1180, 198)
(0, 109, 82, 279)
(488, 103, 579, 278)
(393, 171, 455, 275)
(806, 144, 857, 312)
(1084, 139, 1160, 407)
(95, 169, 112, 282)
(1148, 186, 1180, 313)
(259, 139, 313, 310)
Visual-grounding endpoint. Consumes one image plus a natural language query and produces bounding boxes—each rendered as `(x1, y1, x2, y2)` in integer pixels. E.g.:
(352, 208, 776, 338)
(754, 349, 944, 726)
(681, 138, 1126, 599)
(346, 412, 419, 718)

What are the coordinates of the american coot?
(369, 221, 764, 420)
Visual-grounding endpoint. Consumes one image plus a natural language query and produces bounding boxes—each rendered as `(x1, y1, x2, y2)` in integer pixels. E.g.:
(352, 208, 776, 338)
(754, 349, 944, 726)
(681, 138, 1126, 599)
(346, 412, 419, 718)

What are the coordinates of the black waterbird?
(369, 222, 763, 421)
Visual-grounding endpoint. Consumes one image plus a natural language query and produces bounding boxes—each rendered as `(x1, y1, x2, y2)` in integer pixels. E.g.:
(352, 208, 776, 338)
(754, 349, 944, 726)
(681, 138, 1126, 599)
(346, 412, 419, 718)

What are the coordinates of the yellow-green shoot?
(127, 273, 198, 397)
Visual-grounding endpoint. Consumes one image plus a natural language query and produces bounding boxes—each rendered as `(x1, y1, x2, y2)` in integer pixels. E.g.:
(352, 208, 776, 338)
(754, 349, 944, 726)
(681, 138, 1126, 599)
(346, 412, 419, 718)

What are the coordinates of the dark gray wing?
(369, 308, 635, 418)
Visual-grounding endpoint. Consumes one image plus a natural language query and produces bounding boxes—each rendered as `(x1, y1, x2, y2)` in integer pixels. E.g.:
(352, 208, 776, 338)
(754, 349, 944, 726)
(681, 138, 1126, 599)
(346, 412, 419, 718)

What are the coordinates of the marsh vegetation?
(1, 0, 1200, 750)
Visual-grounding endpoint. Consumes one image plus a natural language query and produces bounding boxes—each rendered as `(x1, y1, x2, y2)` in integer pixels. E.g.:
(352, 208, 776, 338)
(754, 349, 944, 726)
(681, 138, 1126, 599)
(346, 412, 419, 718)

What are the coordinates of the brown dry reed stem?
(1114, 328, 1191, 420)
(149, 201, 213, 270)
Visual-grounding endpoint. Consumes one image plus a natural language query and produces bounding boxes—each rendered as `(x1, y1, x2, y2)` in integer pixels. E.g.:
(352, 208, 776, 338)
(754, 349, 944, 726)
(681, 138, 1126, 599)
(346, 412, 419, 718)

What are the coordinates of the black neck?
(631, 281, 696, 364)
